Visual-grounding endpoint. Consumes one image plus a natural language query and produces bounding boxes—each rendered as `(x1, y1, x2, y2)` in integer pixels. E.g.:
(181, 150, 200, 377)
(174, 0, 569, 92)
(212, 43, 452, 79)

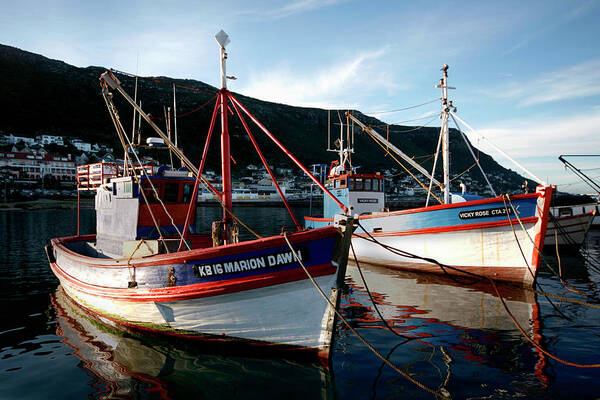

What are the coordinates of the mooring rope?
(282, 233, 449, 399)
(349, 242, 413, 339)
(488, 277, 600, 368)
(351, 221, 600, 369)
(503, 194, 599, 300)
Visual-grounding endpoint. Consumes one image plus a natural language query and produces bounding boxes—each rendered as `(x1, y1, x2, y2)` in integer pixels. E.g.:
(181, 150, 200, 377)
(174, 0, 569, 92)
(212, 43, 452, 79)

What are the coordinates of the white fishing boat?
(47, 31, 353, 360)
(306, 66, 553, 286)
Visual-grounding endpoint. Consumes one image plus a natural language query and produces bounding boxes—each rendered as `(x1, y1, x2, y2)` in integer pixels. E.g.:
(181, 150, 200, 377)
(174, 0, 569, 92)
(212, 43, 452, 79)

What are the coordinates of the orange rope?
(489, 278, 600, 368)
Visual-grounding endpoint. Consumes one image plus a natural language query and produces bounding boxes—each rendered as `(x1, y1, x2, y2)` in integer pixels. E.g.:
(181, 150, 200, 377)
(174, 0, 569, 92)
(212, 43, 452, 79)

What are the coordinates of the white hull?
(545, 213, 595, 248)
(56, 270, 337, 350)
(353, 216, 539, 285)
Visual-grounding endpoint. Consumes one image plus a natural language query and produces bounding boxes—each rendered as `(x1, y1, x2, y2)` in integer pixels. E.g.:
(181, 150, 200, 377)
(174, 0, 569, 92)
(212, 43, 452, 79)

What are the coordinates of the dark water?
(2, 206, 600, 399)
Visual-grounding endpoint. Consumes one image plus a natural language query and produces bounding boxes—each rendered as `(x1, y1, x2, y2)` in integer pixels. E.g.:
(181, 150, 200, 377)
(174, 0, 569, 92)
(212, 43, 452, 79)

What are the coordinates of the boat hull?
(545, 210, 596, 250)
(306, 186, 553, 285)
(49, 227, 342, 357)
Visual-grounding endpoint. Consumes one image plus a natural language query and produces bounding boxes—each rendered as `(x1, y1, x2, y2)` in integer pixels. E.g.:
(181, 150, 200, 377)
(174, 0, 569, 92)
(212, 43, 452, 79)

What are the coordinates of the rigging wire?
(282, 233, 450, 399)
(110, 68, 218, 95)
(351, 221, 600, 368)
(366, 98, 441, 115)
(150, 95, 218, 121)
(102, 83, 191, 251)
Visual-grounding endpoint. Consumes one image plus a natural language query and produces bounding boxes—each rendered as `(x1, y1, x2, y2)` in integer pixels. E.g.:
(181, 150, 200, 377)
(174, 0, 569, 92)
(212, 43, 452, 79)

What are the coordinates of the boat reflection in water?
(338, 262, 549, 396)
(51, 286, 333, 399)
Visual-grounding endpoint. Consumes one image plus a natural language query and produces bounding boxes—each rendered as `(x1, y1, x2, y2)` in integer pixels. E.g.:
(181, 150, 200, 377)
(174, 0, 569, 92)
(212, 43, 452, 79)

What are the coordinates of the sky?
(2, 0, 600, 194)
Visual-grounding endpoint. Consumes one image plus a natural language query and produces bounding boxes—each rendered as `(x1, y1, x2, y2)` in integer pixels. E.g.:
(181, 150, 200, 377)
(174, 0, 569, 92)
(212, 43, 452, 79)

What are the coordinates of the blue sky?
(2, 0, 600, 194)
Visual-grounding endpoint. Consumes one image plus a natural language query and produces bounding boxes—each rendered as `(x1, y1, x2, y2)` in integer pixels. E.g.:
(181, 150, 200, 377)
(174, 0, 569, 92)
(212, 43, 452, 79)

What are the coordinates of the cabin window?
(164, 182, 179, 203)
(349, 178, 356, 190)
(182, 184, 194, 203)
(372, 179, 379, 191)
(355, 178, 363, 191)
(559, 208, 573, 217)
(364, 179, 372, 191)
(142, 181, 160, 203)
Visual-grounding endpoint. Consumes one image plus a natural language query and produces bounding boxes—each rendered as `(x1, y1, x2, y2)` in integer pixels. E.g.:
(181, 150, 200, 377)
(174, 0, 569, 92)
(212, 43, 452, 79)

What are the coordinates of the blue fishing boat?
(306, 66, 553, 285)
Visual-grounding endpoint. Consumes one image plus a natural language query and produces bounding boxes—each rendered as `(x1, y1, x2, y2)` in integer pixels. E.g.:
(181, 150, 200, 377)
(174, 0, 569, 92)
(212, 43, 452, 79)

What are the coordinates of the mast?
(436, 64, 455, 204)
(346, 113, 443, 189)
(173, 84, 178, 150)
(215, 30, 233, 242)
(327, 111, 351, 174)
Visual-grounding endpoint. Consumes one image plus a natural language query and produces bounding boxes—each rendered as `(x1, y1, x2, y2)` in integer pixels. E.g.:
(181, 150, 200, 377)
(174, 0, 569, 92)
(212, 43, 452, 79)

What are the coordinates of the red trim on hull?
(530, 186, 554, 273)
(305, 191, 544, 223)
(51, 261, 335, 302)
(358, 217, 538, 238)
(550, 210, 595, 222)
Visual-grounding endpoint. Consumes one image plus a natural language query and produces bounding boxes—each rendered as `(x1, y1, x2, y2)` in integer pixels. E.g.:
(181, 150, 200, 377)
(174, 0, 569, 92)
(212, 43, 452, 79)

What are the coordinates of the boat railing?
(77, 162, 121, 191)
(77, 163, 157, 191)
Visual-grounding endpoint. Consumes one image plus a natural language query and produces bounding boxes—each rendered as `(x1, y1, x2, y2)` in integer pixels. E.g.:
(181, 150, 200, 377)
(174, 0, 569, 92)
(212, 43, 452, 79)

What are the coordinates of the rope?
(125, 239, 152, 285)
(354, 219, 600, 310)
(448, 160, 481, 182)
(104, 79, 262, 241)
(110, 68, 218, 95)
(370, 115, 439, 132)
(354, 222, 482, 286)
(150, 95, 218, 121)
(503, 194, 599, 300)
(282, 233, 449, 399)
(112, 91, 191, 251)
(488, 278, 600, 368)
(361, 127, 443, 204)
(352, 219, 600, 368)
(501, 195, 573, 320)
(450, 113, 496, 196)
(350, 242, 413, 338)
(101, 85, 170, 250)
(366, 98, 441, 115)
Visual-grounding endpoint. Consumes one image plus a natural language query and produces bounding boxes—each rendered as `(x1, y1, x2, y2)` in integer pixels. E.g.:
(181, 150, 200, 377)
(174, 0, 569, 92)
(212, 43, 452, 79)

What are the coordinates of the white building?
(0, 151, 76, 183)
(36, 134, 65, 146)
(6, 134, 36, 146)
(71, 139, 92, 152)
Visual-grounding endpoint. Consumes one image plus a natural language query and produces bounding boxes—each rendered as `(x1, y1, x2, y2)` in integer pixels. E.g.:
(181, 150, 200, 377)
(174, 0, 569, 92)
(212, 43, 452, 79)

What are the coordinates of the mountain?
(0, 43, 529, 193)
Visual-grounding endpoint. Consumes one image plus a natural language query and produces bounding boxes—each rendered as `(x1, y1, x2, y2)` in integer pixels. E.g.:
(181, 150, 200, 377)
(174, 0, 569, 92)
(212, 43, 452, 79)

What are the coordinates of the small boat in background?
(306, 65, 553, 286)
(545, 204, 596, 250)
(47, 31, 353, 360)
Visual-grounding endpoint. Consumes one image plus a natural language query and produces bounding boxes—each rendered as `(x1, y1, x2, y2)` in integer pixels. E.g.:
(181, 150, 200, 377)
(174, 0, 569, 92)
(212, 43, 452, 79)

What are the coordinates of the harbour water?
(1, 206, 600, 399)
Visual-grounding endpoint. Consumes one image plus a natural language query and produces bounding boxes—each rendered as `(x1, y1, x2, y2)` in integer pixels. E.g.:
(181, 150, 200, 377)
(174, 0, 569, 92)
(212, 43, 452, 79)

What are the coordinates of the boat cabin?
(324, 171, 385, 217)
(79, 163, 211, 258)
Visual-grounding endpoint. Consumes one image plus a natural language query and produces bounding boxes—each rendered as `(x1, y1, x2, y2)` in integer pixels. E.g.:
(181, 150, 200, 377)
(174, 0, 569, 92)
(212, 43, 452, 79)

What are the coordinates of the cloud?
(238, 0, 349, 20)
(503, 1, 597, 55)
(457, 111, 600, 191)
(471, 111, 600, 157)
(236, 47, 396, 109)
(489, 59, 600, 106)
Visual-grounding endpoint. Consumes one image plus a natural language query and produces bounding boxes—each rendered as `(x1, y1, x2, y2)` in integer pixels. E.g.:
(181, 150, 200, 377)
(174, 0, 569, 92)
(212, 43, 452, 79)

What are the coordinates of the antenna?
(173, 84, 178, 149)
(215, 30, 231, 89)
(327, 110, 331, 151)
(435, 64, 456, 204)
